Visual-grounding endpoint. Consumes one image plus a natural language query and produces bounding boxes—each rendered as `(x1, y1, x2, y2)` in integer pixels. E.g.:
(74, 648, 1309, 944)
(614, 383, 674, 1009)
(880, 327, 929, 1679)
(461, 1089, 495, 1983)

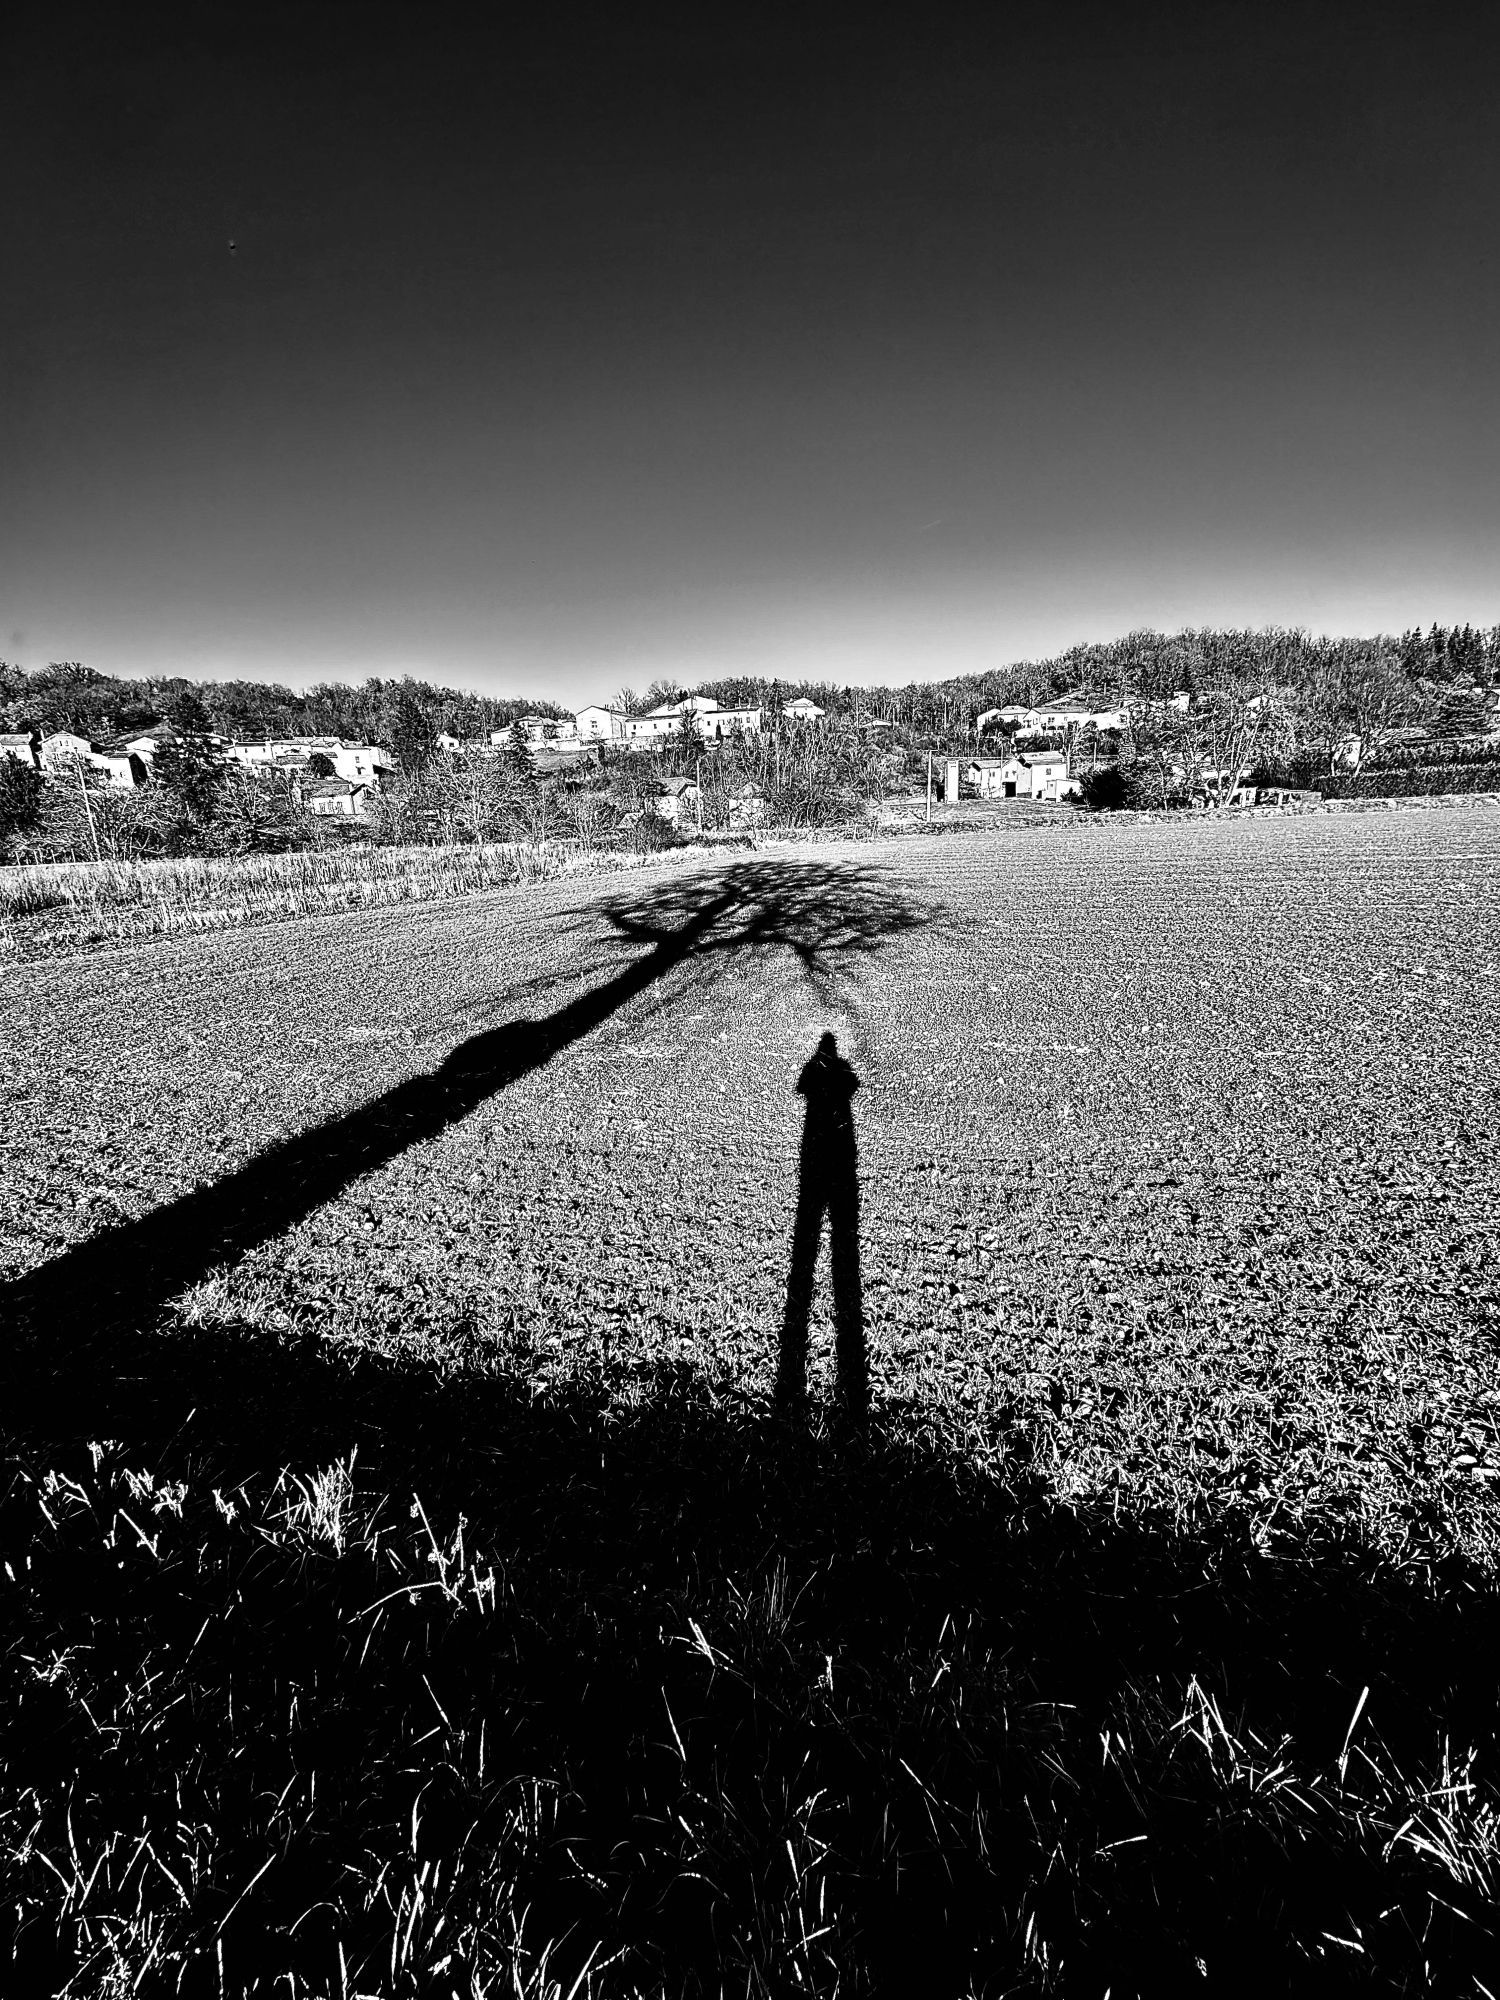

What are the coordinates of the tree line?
(0, 663, 569, 751)
(2, 623, 1495, 859)
(4, 623, 1494, 759)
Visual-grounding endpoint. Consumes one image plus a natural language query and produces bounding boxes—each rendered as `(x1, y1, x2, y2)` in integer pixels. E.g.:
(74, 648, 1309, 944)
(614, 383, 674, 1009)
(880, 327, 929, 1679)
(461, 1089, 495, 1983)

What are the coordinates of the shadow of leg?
(827, 1137, 867, 1428)
(777, 1177, 824, 1417)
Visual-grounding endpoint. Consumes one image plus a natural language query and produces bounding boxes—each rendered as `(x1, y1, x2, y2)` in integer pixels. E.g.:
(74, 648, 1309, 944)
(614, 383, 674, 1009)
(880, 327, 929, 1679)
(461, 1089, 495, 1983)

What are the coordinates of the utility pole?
(73, 751, 102, 864)
(926, 749, 933, 822)
(695, 754, 702, 833)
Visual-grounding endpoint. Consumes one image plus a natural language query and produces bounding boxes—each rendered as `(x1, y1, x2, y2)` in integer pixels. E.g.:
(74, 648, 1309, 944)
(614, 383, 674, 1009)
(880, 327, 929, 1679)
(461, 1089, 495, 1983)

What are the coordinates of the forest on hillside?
(0, 666, 571, 751)
(3, 623, 1496, 754)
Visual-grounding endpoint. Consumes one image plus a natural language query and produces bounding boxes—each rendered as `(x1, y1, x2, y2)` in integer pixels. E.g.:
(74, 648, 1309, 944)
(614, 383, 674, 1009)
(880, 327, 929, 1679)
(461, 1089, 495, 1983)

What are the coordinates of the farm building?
(727, 782, 769, 827)
(953, 752, 1079, 801)
(303, 778, 370, 817)
(958, 754, 1027, 798)
(644, 777, 701, 824)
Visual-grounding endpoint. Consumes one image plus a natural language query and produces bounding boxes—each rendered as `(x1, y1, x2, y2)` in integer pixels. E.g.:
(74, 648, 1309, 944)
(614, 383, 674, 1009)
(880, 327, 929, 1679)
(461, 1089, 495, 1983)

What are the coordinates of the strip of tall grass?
(0, 840, 644, 950)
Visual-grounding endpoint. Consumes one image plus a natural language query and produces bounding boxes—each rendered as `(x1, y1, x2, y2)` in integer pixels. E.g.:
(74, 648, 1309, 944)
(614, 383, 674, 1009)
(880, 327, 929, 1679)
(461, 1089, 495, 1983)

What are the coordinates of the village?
(0, 690, 1159, 822)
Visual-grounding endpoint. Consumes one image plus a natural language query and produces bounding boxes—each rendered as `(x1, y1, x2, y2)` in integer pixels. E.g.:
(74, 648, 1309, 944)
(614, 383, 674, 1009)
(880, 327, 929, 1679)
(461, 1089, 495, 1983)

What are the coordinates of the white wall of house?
(575, 706, 630, 740)
(88, 753, 139, 789)
(39, 731, 94, 768)
(329, 745, 387, 785)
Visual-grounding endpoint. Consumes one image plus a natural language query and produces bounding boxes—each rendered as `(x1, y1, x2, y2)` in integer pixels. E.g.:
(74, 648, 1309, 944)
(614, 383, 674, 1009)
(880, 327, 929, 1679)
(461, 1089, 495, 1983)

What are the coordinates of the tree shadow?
(777, 1032, 867, 1425)
(3, 856, 932, 1433)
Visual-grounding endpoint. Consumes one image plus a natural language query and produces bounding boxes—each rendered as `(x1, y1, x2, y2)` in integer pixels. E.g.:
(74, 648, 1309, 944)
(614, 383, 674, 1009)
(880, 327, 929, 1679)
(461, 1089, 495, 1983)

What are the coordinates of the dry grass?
(0, 840, 651, 953)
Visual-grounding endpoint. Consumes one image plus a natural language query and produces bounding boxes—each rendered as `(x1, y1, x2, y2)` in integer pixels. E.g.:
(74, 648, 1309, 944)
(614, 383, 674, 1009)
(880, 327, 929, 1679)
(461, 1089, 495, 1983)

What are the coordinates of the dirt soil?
(4, 809, 1499, 1556)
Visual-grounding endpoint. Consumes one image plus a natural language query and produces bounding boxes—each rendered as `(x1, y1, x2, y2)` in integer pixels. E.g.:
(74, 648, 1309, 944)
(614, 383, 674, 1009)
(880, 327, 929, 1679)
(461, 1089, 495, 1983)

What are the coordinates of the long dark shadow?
(4, 862, 930, 1398)
(776, 1031, 867, 1425)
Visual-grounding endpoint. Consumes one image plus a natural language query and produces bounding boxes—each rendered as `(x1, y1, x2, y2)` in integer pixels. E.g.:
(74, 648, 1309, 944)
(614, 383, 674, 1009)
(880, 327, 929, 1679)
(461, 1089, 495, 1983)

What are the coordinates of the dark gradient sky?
(4, 3, 1499, 699)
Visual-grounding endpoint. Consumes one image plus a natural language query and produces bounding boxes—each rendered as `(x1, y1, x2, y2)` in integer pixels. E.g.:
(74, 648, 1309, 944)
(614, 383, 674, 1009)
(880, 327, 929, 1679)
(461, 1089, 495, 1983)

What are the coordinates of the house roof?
(655, 777, 700, 795)
(1021, 751, 1068, 765)
(0, 732, 35, 747)
(304, 777, 361, 797)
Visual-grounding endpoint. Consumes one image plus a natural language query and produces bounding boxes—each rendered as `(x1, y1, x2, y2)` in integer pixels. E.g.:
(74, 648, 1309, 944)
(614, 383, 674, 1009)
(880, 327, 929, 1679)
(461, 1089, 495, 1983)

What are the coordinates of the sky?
(4, 2, 1499, 701)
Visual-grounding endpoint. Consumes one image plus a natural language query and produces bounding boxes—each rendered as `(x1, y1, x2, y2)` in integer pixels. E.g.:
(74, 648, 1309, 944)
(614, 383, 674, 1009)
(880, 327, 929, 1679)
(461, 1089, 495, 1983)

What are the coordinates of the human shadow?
(776, 1032, 867, 1425)
(3, 857, 932, 1437)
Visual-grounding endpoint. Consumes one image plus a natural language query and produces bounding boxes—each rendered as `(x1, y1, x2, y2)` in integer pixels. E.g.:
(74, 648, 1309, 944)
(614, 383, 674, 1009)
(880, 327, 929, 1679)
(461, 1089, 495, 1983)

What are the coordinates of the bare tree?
(1125, 704, 1197, 808)
(1193, 684, 1292, 807)
(1299, 643, 1421, 773)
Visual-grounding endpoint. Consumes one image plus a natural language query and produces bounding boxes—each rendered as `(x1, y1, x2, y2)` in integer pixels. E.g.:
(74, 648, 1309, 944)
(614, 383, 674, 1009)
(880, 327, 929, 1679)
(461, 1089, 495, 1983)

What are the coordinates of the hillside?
(4, 621, 1496, 750)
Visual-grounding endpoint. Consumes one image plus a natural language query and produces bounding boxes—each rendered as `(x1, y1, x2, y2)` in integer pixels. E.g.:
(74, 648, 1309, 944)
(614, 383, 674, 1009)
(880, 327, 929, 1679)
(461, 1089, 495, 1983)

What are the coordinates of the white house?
(1020, 750, 1079, 801)
(575, 705, 632, 742)
(38, 730, 95, 770)
(959, 754, 1029, 799)
(329, 743, 391, 786)
(122, 724, 193, 764)
(222, 738, 388, 786)
(88, 750, 142, 789)
(517, 714, 579, 744)
(783, 697, 825, 723)
(634, 698, 762, 743)
(576, 698, 763, 746)
(0, 732, 37, 767)
(980, 702, 1128, 740)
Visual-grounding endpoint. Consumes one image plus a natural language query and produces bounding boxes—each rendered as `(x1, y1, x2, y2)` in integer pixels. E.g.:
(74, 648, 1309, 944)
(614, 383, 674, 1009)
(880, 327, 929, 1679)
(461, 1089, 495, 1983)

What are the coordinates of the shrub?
(1317, 763, 1500, 800)
(1076, 766, 1131, 811)
(630, 811, 685, 852)
(0, 757, 45, 851)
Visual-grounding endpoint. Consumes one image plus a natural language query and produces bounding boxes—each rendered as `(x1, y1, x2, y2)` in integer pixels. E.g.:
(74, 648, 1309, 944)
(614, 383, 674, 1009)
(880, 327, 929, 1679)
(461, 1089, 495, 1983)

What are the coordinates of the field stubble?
(3, 812, 1500, 1995)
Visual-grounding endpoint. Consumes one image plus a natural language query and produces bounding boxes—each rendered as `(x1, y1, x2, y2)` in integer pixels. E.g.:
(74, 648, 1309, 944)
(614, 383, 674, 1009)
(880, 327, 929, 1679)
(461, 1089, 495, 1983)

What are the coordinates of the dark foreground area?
(5, 1318, 1499, 1998)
